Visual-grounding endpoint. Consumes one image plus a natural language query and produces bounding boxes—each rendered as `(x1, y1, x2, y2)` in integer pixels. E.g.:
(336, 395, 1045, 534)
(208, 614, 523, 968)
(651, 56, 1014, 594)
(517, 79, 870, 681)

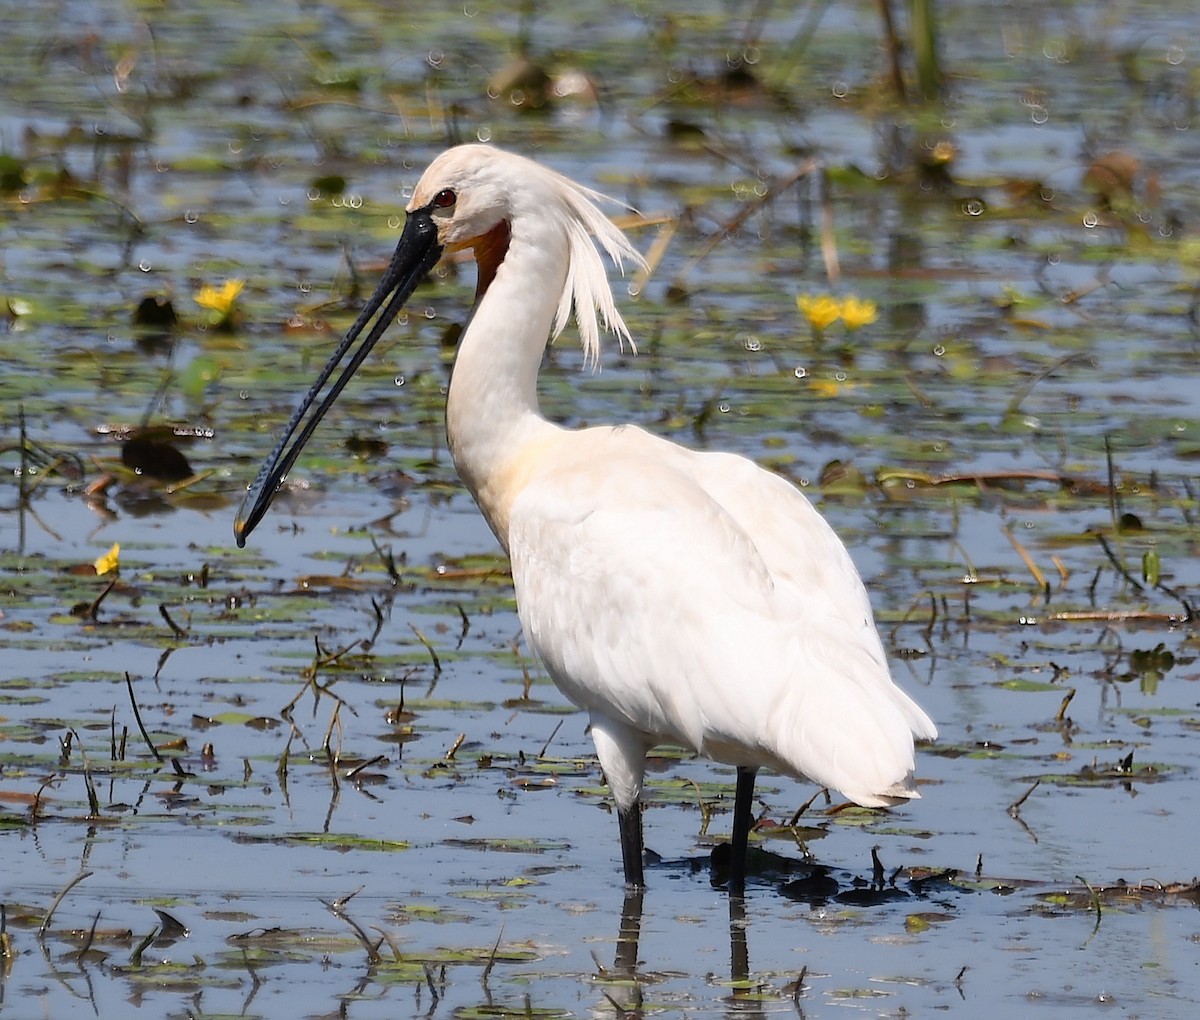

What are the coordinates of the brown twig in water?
(671, 159, 819, 290)
(1004, 351, 1089, 417)
(877, 467, 1088, 489)
(871, 846, 885, 888)
(31, 775, 55, 822)
(345, 755, 387, 780)
(1092, 532, 1144, 594)
(125, 672, 164, 762)
(1104, 434, 1122, 532)
(366, 596, 386, 648)
(72, 729, 101, 818)
(324, 893, 382, 966)
(1044, 608, 1187, 625)
(322, 701, 343, 760)
(1076, 874, 1103, 940)
(923, 592, 938, 644)
(602, 990, 635, 1018)
(77, 910, 101, 962)
(158, 603, 189, 639)
(422, 963, 441, 1006)
(1055, 689, 1076, 724)
(78, 576, 118, 621)
(1004, 525, 1048, 591)
(373, 926, 404, 963)
(890, 589, 937, 646)
(455, 603, 470, 649)
(40, 870, 93, 937)
(537, 720, 563, 760)
(312, 634, 364, 670)
(630, 215, 678, 297)
(788, 788, 826, 826)
(1008, 779, 1040, 817)
(129, 926, 157, 967)
(686, 778, 713, 836)
(408, 623, 442, 678)
(480, 925, 505, 988)
(445, 733, 466, 760)
(370, 535, 402, 584)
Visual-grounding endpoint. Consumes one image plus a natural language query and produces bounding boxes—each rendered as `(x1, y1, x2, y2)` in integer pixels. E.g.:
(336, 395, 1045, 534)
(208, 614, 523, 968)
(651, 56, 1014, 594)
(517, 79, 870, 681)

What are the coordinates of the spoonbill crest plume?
(235, 144, 937, 895)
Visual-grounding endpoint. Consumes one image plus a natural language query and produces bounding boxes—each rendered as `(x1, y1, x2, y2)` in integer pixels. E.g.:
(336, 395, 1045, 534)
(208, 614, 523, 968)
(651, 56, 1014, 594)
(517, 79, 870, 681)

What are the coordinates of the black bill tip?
(233, 206, 442, 547)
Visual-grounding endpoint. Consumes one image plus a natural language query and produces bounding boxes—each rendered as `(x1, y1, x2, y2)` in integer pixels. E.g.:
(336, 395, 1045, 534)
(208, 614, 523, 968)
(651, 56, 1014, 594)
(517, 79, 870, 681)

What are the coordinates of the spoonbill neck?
(446, 220, 568, 546)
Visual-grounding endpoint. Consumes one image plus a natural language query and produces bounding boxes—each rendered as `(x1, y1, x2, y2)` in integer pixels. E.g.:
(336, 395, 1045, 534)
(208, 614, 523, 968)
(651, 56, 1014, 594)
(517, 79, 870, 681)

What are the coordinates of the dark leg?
(728, 892, 749, 983)
(615, 888, 644, 974)
(617, 802, 645, 888)
(728, 766, 758, 897)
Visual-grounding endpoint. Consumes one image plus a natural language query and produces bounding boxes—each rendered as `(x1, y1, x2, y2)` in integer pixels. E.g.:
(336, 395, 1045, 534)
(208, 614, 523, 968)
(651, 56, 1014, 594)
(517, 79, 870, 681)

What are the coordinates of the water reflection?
(607, 890, 773, 1019)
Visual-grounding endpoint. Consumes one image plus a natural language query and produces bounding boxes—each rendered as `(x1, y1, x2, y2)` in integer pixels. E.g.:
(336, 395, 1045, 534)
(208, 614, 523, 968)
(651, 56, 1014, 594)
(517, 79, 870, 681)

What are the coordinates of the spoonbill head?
(236, 144, 937, 895)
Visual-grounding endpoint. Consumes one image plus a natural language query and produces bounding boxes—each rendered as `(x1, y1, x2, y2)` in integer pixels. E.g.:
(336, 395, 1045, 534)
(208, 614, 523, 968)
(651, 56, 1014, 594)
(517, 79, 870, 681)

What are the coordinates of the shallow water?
(3, 1, 1200, 1017)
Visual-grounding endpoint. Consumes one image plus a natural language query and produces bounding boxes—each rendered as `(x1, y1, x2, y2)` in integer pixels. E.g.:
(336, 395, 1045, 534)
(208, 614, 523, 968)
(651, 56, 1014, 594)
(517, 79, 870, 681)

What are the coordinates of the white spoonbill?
(235, 144, 937, 894)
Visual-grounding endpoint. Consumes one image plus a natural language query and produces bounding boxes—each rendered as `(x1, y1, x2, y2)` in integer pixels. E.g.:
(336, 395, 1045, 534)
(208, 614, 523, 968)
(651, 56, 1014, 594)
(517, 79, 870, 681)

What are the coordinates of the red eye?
(433, 188, 456, 208)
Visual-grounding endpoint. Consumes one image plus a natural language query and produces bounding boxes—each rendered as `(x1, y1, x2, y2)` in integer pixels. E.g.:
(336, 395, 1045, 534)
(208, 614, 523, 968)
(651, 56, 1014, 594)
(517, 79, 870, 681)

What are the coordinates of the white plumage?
(236, 144, 937, 893)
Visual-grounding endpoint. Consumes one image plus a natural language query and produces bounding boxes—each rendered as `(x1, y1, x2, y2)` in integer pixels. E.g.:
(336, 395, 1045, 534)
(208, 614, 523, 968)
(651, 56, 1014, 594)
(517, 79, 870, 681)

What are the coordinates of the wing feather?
(508, 426, 935, 806)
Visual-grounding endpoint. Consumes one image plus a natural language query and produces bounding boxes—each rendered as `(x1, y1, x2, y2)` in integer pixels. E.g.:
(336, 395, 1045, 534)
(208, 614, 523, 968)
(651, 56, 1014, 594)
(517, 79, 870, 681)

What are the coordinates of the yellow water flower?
(195, 279, 245, 329)
(797, 294, 841, 331)
(94, 543, 120, 576)
(809, 379, 842, 398)
(840, 296, 878, 330)
(195, 278, 244, 313)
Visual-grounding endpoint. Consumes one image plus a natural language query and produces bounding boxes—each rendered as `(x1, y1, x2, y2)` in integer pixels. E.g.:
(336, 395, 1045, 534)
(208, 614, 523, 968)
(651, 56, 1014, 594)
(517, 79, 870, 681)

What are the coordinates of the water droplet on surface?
(1082, 211, 1098, 228)
(794, 366, 807, 379)
(184, 210, 198, 223)
(138, 260, 151, 272)
(476, 126, 493, 143)
(394, 375, 405, 387)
